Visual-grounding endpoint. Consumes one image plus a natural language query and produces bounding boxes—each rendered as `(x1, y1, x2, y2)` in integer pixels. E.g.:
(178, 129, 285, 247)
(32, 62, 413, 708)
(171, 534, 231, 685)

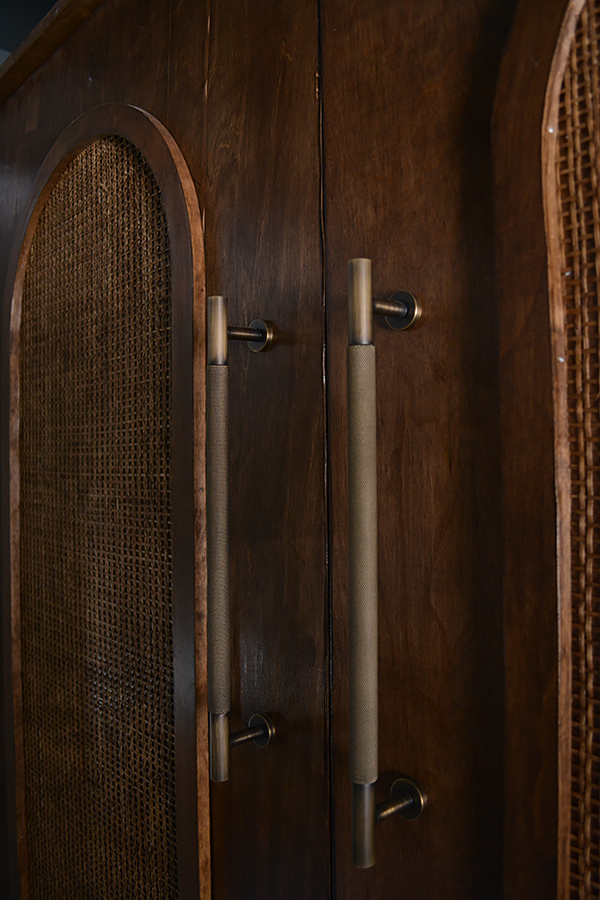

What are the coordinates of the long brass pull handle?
(348, 260, 378, 866)
(206, 296, 275, 783)
(347, 260, 425, 868)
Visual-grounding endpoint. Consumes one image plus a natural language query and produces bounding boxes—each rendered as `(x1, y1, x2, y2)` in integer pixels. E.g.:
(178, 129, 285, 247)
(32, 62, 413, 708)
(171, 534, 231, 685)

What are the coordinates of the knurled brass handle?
(206, 296, 275, 783)
(347, 259, 424, 867)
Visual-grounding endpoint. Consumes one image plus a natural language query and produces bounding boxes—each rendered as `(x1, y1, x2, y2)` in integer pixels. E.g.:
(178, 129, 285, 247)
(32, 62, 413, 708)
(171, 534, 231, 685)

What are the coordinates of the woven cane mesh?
(19, 137, 178, 898)
(556, 3, 600, 896)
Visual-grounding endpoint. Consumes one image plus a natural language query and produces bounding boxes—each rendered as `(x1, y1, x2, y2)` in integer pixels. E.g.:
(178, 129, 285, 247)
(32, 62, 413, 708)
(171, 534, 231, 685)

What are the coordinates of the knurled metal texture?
(557, 5, 600, 895)
(206, 365, 231, 715)
(19, 136, 178, 898)
(347, 344, 378, 786)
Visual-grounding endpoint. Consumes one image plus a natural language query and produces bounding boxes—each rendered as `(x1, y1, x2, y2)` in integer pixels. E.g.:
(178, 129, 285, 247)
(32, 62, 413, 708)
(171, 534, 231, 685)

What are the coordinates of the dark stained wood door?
(322, 2, 518, 897)
(197, 3, 331, 898)
(195, 0, 520, 897)
(0, 0, 544, 897)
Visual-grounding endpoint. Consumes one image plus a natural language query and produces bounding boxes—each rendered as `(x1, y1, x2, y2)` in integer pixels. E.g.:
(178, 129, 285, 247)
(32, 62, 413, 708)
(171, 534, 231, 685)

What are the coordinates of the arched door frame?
(495, 2, 588, 897)
(2, 103, 209, 899)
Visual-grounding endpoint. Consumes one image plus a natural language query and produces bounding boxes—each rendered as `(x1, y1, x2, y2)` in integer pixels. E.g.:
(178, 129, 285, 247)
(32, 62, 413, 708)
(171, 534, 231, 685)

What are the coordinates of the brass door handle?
(206, 295, 275, 782)
(347, 259, 425, 867)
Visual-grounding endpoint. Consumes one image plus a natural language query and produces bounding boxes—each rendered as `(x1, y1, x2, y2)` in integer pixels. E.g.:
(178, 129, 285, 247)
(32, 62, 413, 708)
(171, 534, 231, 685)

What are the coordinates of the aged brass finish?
(373, 296, 408, 318)
(208, 295, 228, 365)
(207, 298, 276, 785)
(380, 290, 421, 331)
(229, 713, 276, 749)
(349, 258, 421, 345)
(347, 259, 424, 868)
(246, 318, 274, 352)
(227, 325, 264, 342)
(375, 777, 427, 823)
(247, 712, 276, 747)
(348, 258, 378, 869)
(353, 776, 427, 868)
(352, 782, 376, 869)
(349, 258, 373, 345)
(207, 298, 231, 785)
(226, 318, 273, 351)
(352, 777, 427, 868)
(209, 713, 230, 783)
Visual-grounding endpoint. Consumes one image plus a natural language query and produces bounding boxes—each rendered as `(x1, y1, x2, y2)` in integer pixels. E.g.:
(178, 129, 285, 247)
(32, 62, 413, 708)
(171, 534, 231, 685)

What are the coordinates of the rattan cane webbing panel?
(557, 4, 600, 896)
(18, 136, 178, 898)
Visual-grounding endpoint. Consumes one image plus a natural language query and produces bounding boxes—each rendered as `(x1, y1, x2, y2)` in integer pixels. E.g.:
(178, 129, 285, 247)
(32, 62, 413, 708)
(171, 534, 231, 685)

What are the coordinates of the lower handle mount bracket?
(375, 777, 427, 823)
(353, 776, 427, 869)
(229, 712, 275, 749)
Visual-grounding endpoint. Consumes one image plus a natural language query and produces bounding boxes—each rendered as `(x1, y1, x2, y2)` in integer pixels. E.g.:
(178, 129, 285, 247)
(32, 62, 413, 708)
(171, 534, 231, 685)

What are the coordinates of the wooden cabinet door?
(200, 4, 331, 898)
(322, 2, 517, 897)
(202, 1, 518, 898)
(0, 1, 543, 897)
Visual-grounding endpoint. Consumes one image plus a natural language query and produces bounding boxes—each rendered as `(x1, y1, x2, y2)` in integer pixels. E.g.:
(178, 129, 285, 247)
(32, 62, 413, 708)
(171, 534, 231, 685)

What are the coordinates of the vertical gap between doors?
(316, 2, 336, 897)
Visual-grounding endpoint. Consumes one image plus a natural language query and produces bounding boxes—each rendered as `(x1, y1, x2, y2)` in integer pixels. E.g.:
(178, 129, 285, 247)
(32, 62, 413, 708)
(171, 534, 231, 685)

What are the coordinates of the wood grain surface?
(0, 0, 106, 107)
(0, 0, 577, 897)
(321, 1, 518, 896)
(494, 1, 577, 897)
(197, 3, 330, 897)
(0, 1, 330, 898)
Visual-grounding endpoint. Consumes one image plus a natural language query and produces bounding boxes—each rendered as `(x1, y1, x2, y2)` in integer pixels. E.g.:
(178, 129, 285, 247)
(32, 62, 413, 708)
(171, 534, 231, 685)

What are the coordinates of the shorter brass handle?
(229, 713, 276, 749)
(206, 296, 275, 783)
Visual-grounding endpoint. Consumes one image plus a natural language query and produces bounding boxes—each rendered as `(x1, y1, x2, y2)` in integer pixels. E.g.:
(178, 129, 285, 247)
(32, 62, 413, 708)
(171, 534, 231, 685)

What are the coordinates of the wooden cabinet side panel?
(494, 1, 576, 897)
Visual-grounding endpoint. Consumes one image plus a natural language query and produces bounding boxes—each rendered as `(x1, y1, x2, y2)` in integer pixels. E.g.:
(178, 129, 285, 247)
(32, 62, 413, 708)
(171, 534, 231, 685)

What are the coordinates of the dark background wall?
(0, 2, 56, 64)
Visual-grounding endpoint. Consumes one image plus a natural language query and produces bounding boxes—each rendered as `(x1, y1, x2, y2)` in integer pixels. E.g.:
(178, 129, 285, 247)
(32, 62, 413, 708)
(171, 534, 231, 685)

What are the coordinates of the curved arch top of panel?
(9, 104, 205, 323)
(5, 106, 207, 900)
(494, 1, 578, 898)
(543, 3, 600, 897)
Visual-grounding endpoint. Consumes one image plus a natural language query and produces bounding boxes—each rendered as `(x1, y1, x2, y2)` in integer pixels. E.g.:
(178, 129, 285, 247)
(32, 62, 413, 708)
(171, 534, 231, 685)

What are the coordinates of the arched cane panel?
(8, 108, 207, 900)
(545, 1, 600, 895)
(20, 136, 177, 899)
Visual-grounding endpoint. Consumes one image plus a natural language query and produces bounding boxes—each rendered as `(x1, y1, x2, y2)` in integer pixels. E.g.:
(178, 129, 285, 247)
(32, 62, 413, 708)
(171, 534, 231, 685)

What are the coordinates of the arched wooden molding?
(495, 1, 598, 897)
(543, 3, 600, 896)
(4, 104, 208, 900)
